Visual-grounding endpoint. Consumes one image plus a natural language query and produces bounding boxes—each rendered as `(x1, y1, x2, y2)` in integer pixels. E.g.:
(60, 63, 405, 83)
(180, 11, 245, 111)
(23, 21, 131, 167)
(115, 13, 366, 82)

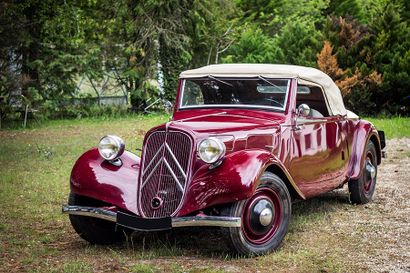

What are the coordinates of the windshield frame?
(178, 77, 291, 112)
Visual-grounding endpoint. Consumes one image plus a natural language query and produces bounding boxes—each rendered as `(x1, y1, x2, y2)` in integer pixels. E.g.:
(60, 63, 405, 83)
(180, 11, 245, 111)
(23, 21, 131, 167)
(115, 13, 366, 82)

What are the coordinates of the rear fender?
(70, 148, 140, 214)
(177, 149, 304, 216)
(348, 121, 382, 180)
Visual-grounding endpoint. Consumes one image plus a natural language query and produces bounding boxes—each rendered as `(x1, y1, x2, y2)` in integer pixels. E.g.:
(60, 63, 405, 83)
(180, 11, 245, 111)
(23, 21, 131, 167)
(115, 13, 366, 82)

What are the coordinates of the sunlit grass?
(363, 116, 410, 139)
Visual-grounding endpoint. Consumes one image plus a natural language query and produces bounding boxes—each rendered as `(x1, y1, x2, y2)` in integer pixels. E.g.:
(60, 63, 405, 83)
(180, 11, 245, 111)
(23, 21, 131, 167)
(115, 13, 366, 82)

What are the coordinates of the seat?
(310, 108, 324, 118)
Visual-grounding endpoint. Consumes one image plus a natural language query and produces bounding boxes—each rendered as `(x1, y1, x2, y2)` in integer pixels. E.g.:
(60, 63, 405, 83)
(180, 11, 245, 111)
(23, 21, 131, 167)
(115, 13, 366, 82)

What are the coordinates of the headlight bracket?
(108, 158, 123, 167)
(209, 158, 224, 170)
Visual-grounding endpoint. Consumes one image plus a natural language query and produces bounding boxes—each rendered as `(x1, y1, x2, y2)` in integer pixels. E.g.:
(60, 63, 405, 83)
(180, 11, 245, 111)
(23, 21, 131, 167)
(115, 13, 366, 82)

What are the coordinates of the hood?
(169, 109, 285, 135)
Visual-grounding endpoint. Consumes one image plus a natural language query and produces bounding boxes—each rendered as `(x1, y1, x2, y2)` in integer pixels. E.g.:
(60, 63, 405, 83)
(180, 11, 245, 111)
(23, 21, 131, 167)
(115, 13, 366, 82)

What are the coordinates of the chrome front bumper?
(62, 205, 117, 222)
(62, 205, 241, 230)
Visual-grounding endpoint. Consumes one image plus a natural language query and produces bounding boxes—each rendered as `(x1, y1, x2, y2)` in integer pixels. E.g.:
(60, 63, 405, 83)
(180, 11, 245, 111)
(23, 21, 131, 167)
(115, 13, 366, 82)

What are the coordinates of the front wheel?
(221, 172, 291, 256)
(348, 141, 378, 204)
(68, 193, 125, 244)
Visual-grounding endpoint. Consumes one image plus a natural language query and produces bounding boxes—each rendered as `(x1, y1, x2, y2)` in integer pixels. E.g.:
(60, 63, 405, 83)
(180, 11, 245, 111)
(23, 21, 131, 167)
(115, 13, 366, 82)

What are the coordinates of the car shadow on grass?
(116, 189, 352, 259)
(289, 189, 351, 232)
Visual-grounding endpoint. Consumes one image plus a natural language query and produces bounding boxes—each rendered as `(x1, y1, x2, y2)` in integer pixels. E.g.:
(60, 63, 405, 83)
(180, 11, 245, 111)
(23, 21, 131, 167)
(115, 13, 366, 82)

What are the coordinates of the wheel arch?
(70, 148, 140, 215)
(178, 149, 305, 216)
(264, 163, 305, 201)
(369, 134, 382, 165)
(348, 120, 382, 180)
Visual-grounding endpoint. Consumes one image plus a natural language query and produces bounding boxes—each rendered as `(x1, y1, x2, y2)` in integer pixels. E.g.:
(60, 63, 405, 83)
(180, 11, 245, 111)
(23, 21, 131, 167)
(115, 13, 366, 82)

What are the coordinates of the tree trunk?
(21, 4, 41, 101)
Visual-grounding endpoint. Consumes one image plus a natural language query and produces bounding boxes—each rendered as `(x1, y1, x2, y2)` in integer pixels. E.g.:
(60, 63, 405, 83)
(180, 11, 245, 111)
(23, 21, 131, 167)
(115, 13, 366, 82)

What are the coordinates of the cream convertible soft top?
(180, 64, 347, 116)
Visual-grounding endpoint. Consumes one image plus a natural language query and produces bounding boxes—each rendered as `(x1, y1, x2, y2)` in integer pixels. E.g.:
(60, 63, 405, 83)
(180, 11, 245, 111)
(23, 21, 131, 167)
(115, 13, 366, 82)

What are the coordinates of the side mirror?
(297, 104, 311, 117)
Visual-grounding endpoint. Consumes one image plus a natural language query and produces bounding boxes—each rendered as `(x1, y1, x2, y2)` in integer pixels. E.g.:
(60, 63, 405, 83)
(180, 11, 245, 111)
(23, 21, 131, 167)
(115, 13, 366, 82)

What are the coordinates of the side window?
(296, 83, 330, 117)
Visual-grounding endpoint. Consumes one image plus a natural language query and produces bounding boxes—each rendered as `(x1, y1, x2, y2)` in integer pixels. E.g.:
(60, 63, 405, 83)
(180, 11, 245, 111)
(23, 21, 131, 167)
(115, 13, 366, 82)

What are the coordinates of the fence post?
(23, 104, 28, 129)
(0, 96, 4, 129)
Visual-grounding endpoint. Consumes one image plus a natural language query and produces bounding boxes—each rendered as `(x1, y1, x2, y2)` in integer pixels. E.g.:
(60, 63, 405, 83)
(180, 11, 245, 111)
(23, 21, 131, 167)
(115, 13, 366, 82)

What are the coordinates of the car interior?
(296, 82, 330, 117)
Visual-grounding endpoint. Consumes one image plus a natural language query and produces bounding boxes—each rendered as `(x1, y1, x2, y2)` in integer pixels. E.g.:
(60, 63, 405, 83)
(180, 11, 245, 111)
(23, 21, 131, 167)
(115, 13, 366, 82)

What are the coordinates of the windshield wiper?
(207, 75, 234, 88)
(258, 75, 285, 92)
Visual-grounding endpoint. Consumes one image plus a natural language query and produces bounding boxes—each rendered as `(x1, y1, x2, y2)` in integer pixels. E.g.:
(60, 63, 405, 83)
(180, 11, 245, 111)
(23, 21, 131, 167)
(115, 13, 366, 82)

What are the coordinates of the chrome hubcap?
(242, 188, 282, 244)
(247, 198, 275, 233)
(366, 160, 376, 180)
(259, 207, 273, 226)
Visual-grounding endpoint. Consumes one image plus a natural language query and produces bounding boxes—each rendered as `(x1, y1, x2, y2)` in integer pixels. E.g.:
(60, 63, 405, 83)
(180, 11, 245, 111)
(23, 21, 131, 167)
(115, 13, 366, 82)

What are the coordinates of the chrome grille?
(139, 130, 192, 218)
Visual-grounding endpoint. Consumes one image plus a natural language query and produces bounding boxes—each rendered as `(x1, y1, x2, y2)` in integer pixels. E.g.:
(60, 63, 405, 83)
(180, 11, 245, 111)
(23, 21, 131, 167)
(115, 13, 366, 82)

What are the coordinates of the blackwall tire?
(221, 172, 291, 256)
(348, 141, 378, 204)
(68, 193, 125, 244)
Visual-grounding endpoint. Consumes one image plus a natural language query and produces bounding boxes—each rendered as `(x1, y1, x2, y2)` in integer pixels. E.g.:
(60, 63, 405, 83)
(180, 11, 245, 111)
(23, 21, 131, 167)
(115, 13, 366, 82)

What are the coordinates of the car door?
(287, 84, 348, 198)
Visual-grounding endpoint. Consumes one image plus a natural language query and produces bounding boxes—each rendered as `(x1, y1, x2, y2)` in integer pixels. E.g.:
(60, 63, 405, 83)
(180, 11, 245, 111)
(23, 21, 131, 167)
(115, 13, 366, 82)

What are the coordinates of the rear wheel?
(221, 172, 291, 256)
(348, 141, 378, 204)
(68, 193, 125, 244)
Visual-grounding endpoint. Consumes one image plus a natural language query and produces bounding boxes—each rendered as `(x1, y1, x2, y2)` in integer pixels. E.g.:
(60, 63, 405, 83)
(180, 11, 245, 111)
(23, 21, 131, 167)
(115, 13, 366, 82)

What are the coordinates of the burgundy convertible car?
(63, 64, 385, 255)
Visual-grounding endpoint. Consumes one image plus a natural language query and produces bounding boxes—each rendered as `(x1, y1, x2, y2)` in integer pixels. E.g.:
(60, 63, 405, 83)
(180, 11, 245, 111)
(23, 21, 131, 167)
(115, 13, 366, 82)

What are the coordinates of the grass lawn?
(364, 116, 410, 139)
(0, 114, 408, 273)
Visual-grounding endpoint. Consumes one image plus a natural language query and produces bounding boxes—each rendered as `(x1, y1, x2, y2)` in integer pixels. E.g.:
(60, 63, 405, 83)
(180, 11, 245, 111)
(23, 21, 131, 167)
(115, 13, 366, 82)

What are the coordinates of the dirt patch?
(135, 138, 410, 272)
(335, 138, 410, 272)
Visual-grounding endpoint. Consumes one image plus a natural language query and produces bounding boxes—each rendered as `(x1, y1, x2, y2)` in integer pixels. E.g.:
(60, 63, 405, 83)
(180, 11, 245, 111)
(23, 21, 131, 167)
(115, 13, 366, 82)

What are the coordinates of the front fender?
(176, 149, 302, 216)
(70, 148, 140, 214)
(348, 120, 382, 180)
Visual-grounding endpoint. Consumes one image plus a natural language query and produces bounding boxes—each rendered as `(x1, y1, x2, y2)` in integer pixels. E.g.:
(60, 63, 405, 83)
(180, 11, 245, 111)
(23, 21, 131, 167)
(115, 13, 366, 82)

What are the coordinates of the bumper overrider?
(62, 205, 241, 231)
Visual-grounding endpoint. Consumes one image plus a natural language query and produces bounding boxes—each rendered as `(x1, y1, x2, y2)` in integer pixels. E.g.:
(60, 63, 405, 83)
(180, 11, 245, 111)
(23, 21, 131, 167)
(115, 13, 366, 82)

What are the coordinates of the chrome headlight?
(198, 137, 226, 164)
(98, 135, 125, 161)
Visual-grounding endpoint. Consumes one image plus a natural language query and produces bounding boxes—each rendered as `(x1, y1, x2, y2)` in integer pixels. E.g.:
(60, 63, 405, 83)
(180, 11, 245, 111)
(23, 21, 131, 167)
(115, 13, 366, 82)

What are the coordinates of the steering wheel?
(265, 98, 283, 107)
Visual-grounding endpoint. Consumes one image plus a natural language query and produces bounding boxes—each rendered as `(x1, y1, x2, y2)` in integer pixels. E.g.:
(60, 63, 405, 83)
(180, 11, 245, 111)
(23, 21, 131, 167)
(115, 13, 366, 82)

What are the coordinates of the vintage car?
(63, 64, 385, 255)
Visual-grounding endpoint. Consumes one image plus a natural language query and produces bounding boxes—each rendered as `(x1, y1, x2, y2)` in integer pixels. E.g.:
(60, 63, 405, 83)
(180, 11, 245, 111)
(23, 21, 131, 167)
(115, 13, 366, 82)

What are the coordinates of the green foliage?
(326, 0, 389, 24)
(188, 0, 238, 64)
(275, 17, 323, 66)
(237, 0, 329, 30)
(222, 25, 282, 63)
(223, 0, 327, 66)
(370, 1, 410, 115)
(40, 101, 130, 120)
(322, 0, 410, 115)
(0, 0, 409, 117)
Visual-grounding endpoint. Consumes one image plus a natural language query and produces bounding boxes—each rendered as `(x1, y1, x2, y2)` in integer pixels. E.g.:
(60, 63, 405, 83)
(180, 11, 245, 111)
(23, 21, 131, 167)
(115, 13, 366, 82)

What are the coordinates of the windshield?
(180, 77, 290, 111)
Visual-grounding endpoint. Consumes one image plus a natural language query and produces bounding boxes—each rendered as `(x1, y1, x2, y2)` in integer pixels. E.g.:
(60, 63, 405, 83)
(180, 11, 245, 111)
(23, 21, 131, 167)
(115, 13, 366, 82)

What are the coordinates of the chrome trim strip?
(171, 216, 241, 228)
(296, 117, 329, 125)
(62, 205, 116, 222)
(142, 143, 164, 176)
(165, 143, 187, 179)
(62, 205, 241, 228)
(180, 104, 284, 111)
(163, 158, 184, 192)
(141, 158, 162, 189)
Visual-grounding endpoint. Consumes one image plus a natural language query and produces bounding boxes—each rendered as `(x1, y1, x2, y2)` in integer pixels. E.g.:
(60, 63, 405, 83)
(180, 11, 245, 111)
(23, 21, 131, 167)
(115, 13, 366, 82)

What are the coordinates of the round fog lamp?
(98, 135, 125, 161)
